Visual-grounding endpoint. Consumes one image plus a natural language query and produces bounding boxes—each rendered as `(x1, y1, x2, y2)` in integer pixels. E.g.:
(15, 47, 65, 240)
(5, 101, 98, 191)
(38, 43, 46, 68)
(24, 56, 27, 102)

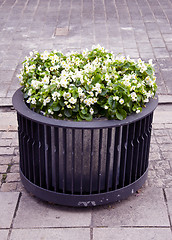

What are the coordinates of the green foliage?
(17, 45, 157, 121)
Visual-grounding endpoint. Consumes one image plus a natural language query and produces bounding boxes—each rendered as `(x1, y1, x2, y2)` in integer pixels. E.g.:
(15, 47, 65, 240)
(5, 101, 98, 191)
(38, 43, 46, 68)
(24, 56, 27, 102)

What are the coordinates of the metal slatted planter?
(13, 88, 158, 207)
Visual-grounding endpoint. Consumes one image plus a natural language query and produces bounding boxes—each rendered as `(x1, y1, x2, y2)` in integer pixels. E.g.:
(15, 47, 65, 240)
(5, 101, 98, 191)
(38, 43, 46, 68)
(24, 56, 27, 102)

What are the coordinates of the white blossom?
(69, 97, 77, 104)
(119, 98, 124, 104)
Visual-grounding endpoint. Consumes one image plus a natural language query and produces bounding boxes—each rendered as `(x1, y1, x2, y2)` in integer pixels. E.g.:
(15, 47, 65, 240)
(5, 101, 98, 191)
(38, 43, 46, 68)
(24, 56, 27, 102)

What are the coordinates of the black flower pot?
(13, 88, 158, 207)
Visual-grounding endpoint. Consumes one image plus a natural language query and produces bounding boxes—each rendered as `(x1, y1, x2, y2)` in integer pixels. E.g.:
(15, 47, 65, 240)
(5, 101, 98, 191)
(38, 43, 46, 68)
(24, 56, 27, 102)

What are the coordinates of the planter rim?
(12, 87, 158, 129)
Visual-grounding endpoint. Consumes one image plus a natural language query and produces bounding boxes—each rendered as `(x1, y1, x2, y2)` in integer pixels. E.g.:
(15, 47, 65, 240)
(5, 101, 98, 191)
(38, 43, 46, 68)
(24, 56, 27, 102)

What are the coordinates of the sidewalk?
(0, 0, 172, 239)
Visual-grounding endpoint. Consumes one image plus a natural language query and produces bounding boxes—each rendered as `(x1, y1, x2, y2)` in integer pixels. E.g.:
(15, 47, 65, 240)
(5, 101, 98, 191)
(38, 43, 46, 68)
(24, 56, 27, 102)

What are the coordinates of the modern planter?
(13, 88, 158, 207)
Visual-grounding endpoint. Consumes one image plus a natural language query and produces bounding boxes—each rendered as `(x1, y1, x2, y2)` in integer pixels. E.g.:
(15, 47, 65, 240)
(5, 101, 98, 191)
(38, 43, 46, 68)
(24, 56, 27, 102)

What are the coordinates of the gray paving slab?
(153, 105, 172, 124)
(0, 192, 20, 229)
(13, 193, 92, 228)
(0, 0, 171, 103)
(10, 228, 90, 240)
(0, 230, 9, 240)
(0, 112, 17, 131)
(92, 187, 170, 227)
(164, 188, 172, 218)
(93, 228, 172, 240)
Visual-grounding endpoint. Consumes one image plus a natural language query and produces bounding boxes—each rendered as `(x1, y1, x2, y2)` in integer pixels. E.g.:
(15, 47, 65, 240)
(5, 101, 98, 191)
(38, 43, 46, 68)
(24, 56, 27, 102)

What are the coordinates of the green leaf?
(59, 99, 65, 107)
(72, 104, 79, 112)
(92, 74, 101, 84)
(116, 109, 127, 120)
(137, 95, 142, 102)
(101, 89, 108, 96)
(146, 67, 153, 75)
(116, 111, 124, 120)
(81, 109, 87, 115)
(84, 114, 93, 121)
(108, 96, 113, 107)
(53, 105, 60, 112)
(112, 101, 116, 110)
(64, 108, 72, 118)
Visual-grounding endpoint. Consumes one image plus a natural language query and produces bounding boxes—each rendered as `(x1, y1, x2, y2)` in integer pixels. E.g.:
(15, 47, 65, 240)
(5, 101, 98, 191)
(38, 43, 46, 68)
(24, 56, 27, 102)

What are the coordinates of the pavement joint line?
(7, 192, 22, 240)
(90, 227, 93, 240)
(162, 188, 172, 233)
(92, 225, 171, 228)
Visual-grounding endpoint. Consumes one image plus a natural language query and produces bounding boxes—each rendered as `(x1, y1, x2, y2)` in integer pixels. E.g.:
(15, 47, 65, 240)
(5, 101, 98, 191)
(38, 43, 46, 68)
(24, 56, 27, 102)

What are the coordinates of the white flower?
(31, 80, 40, 89)
(60, 78, 68, 88)
(130, 92, 137, 101)
(78, 87, 83, 93)
(31, 98, 36, 104)
(90, 108, 94, 115)
(136, 83, 142, 88)
(52, 92, 60, 101)
(130, 86, 136, 91)
(69, 97, 77, 104)
(63, 92, 71, 100)
(82, 48, 88, 57)
(104, 105, 108, 109)
(26, 98, 31, 103)
(144, 98, 149, 103)
(149, 59, 153, 65)
(136, 109, 141, 114)
(42, 76, 50, 85)
(17, 74, 23, 82)
(43, 97, 51, 106)
(113, 96, 119, 101)
(28, 89, 32, 96)
(29, 51, 33, 56)
(48, 109, 54, 115)
(40, 50, 49, 61)
(119, 98, 124, 104)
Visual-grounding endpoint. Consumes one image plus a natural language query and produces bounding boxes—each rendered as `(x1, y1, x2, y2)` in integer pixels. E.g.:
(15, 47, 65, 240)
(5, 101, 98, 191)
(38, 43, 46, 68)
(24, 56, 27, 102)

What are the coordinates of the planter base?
(13, 88, 158, 207)
(20, 168, 148, 207)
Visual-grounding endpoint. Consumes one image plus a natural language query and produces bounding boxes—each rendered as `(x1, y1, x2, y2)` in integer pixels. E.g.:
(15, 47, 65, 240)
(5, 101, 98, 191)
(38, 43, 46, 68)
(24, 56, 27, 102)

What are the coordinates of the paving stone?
(11, 156, 19, 164)
(0, 165, 8, 173)
(0, 156, 12, 165)
(162, 152, 172, 161)
(92, 187, 170, 227)
(0, 192, 19, 228)
(0, 230, 9, 240)
(153, 110, 172, 124)
(93, 227, 172, 240)
(0, 112, 17, 131)
(164, 188, 172, 218)
(159, 144, 172, 152)
(154, 48, 170, 58)
(0, 147, 14, 155)
(13, 193, 92, 228)
(10, 228, 90, 240)
(149, 151, 161, 161)
(1, 182, 18, 192)
(1, 132, 17, 139)
(6, 173, 20, 182)
(156, 135, 172, 144)
(0, 139, 13, 147)
(150, 39, 166, 48)
(10, 164, 19, 173)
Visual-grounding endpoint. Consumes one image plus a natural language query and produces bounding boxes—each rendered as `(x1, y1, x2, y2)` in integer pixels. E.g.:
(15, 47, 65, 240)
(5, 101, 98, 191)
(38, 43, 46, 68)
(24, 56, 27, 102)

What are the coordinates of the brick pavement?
(0, 0, 172, 239)
(0, 106, 171, 240)
(0, 0, 172, 106)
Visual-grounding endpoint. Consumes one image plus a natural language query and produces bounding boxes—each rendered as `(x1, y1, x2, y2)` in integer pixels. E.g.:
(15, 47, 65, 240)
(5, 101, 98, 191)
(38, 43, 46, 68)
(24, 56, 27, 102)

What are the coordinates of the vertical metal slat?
(105, 128, 112, 191)
(119, 125, 129, 188)
(89, 129, 94, 194)
(98, 129, 103, 193)
(62, 128, 67, 193)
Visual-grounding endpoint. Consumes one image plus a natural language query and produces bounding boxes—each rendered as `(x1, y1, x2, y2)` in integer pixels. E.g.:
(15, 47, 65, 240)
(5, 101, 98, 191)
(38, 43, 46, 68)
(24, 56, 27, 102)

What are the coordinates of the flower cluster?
(17, 45, 157, 121)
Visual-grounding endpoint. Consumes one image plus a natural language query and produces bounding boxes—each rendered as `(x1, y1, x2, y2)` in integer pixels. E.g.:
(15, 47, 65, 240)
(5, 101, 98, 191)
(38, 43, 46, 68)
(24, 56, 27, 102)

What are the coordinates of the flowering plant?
(17, 45, 157, 121)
